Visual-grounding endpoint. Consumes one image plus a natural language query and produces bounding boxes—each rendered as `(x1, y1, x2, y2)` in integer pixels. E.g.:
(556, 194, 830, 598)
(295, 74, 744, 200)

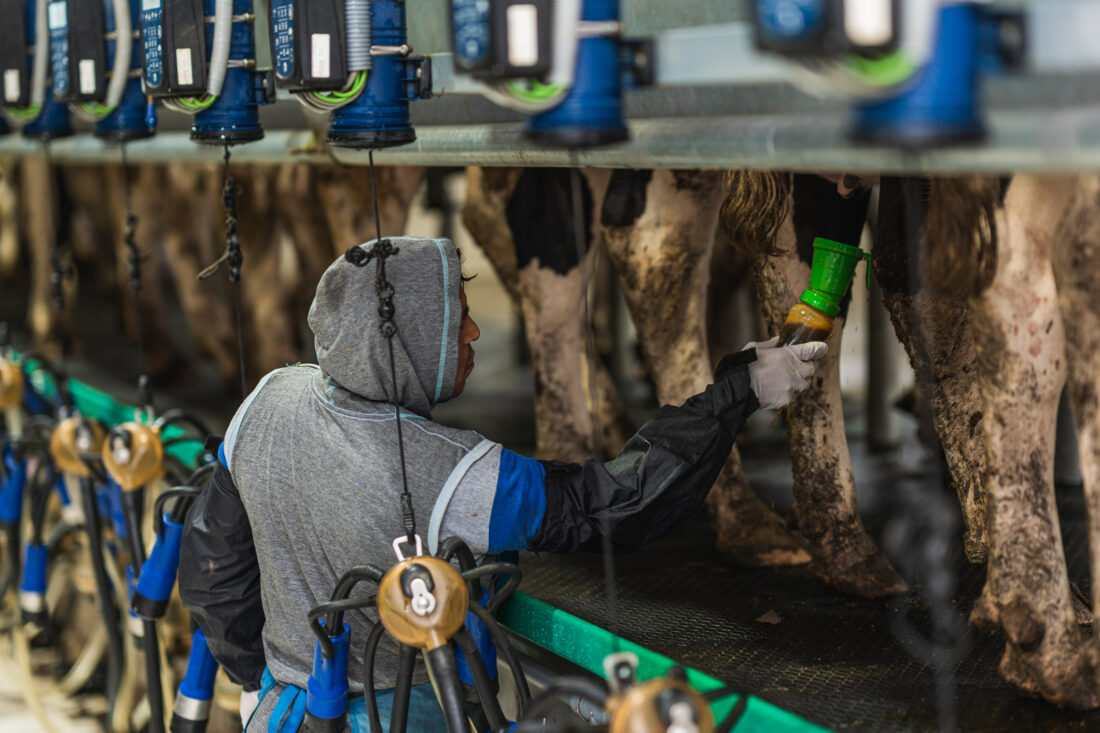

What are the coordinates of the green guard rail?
(17, 359, 824, 732)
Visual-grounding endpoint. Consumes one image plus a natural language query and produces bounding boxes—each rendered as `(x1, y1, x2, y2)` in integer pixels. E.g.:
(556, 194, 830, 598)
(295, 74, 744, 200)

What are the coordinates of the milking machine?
(447, 0, 641, 148)
(749, 0, 985, 146)
(268, 0, 432, 149)
(45, 0, 155, 139)
(141, 0, 273, 144)
(0, 0, 73, 139)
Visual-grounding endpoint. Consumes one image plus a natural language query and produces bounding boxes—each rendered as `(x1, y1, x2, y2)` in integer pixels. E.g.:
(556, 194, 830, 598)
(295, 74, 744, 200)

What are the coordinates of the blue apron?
(247, 668, 449, 732)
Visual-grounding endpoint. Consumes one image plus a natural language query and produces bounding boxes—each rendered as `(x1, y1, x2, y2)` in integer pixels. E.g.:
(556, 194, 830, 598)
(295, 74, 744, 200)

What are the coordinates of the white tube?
(29, 0, 49, 107)
(547, 0, 581, 89)
(205, 0, 234, 97)
(103, 0, 132, 109)
(345, 0, 371, 71)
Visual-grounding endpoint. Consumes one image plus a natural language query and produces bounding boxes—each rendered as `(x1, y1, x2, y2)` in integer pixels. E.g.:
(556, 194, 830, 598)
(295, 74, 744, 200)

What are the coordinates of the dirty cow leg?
(874, 177, 991, 563)
(724, 172, 903, 593)
(160, 163, 239, 387)
(462, 167, 632, 461)
(20, 156, 68, 356)
(1051, 174, 1100, 704)
(600, 169, 808, 567)
(969, 175, 1100, 708)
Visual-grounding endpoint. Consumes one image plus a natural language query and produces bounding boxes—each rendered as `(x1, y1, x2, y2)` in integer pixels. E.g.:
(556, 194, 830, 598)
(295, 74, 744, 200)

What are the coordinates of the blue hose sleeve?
(305, 622, 350, 720)
(178, 628, 219, 702)
(134, 515, 184, 603)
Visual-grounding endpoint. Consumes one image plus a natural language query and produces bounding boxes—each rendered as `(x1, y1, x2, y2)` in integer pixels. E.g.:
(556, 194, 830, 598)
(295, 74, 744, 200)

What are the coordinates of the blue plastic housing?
(305, 622, 351, 720)
(178, 628, 219, 704)
(19, 0, 73, 140)
(132, 514, 183, 618)
(326, 0, 417, 149)
(526, 0, 627, 148)
(96, 0, 155, 140)
(20, 543, 48, 594)
(0, 450, 26, 525)
(192, 0, 268, 143)
(852, 3, 984, 147)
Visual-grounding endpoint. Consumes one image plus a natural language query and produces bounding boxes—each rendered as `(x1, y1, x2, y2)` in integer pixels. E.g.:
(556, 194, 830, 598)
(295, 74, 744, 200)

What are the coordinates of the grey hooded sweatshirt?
(180, 236, 761, 705)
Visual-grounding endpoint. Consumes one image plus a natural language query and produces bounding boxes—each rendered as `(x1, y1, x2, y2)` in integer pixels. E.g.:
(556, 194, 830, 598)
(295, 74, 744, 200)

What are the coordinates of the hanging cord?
(45, 144, 73, 390)
(198, 145, 248, 400)
(343, 150, 416, 547)
(120, 144, 151, 407)
(569, 169, 621, 642)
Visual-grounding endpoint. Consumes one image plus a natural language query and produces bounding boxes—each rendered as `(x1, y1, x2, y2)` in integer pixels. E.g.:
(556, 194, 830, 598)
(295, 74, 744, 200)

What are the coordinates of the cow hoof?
(998, 632, 1100, 709)
(711, 514, 811, 567)
(813, 545, 909, 598)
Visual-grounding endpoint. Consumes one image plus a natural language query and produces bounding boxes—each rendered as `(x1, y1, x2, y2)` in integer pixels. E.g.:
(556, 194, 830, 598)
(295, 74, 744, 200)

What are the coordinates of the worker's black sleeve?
(529, 349, 759, 554)
(178, 463, 265, 691)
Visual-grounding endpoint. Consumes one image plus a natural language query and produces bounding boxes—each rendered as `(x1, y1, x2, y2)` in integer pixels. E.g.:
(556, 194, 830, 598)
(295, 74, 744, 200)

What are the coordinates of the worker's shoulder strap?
(428, 438, 496, 555)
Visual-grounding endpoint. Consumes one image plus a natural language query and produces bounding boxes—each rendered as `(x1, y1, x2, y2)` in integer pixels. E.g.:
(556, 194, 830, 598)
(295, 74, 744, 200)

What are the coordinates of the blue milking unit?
(191, 0, 272, 144)
(526, 0, 628, 147)
(325, 0, 431, 149)
(140, 0, 273, 144)
(171, 627, 220, 733)
(94, 0, 156, 140)
(851, 3, 984, 147)
(131, 512, 184, 619)
(447, 0, 638, 148)
(0, 0, 73, 140)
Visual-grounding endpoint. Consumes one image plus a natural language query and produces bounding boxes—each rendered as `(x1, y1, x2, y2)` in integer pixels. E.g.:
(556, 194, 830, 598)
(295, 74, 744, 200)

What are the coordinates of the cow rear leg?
(874, 177, 990, 563)
(969, 175, 1100, 708)
(724, 172, 904, 593)
(601, 169, 808, 566)
(1052, 175, 1100, 702)
(463, 167, 632, 461)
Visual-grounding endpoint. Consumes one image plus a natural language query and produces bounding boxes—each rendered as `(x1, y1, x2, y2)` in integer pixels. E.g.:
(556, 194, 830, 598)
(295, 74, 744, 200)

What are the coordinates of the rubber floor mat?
(518, 489, 1100, 732)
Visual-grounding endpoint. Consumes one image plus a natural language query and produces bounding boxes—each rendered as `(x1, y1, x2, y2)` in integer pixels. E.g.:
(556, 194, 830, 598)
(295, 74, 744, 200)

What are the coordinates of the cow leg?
(230, 165, 298, 379)
(1050, 174, 1100, 703)
(969, 175, 1100, 707)
(0, 160, 18, 276)
(599, 169, 807, 566)
(723, 172, 903, 591)
(874, 177, 990, 563)
(20, 156, 65, 355)
(314, 166, 425, 256)
(462, 167, 633, 461)
(160, 163, 239, 386)
(123, 164, 187, 378)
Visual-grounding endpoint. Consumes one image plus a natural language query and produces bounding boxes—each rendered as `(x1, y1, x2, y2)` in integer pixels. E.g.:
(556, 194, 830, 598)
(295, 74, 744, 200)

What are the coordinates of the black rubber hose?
(425, 644, 470, 733)
(454, 625, 508, 733)
(307, 595, 376, 660)
(516, 678, 609, 727)
(714, 693, 750, 733)
(152, 486, 201, 535)
(468, 602, 531, 714)
(121, 489, 166, 733)
(184, 462, 217, 488)
(460, 563, 521, 615)
(0, 522, 21, 600)
(28, 459, 54, 546)
(438, 538, 483, 600)
(79, 476, 124, 710)
(152, 410, 213, 440)
(388, 643, 418, 733)
(326, 565, 386, 632)
(361, 622, 387, 733)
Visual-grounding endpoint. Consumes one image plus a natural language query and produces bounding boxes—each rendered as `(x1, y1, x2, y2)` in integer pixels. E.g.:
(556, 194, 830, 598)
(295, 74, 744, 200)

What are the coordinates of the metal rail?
(5, 104, 1100, 173)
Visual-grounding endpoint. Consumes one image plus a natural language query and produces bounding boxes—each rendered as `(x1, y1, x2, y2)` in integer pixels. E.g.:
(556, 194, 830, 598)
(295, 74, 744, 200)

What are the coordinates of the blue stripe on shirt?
(487, 449, 547, 554)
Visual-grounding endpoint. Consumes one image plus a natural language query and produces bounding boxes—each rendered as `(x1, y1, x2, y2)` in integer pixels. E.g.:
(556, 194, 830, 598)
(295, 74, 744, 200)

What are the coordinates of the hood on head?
(308, 237, 464, 416)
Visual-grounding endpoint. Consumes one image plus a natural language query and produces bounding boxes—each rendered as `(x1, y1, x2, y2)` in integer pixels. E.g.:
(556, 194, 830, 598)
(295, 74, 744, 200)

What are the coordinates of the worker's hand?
(745, 337, 828, 410)
(240, 688, 261, 730)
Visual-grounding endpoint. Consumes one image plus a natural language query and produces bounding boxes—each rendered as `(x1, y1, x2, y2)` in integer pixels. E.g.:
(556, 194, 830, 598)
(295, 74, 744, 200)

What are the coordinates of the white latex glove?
(240, 689, 261, 730)
(745, 336, 828, 410)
